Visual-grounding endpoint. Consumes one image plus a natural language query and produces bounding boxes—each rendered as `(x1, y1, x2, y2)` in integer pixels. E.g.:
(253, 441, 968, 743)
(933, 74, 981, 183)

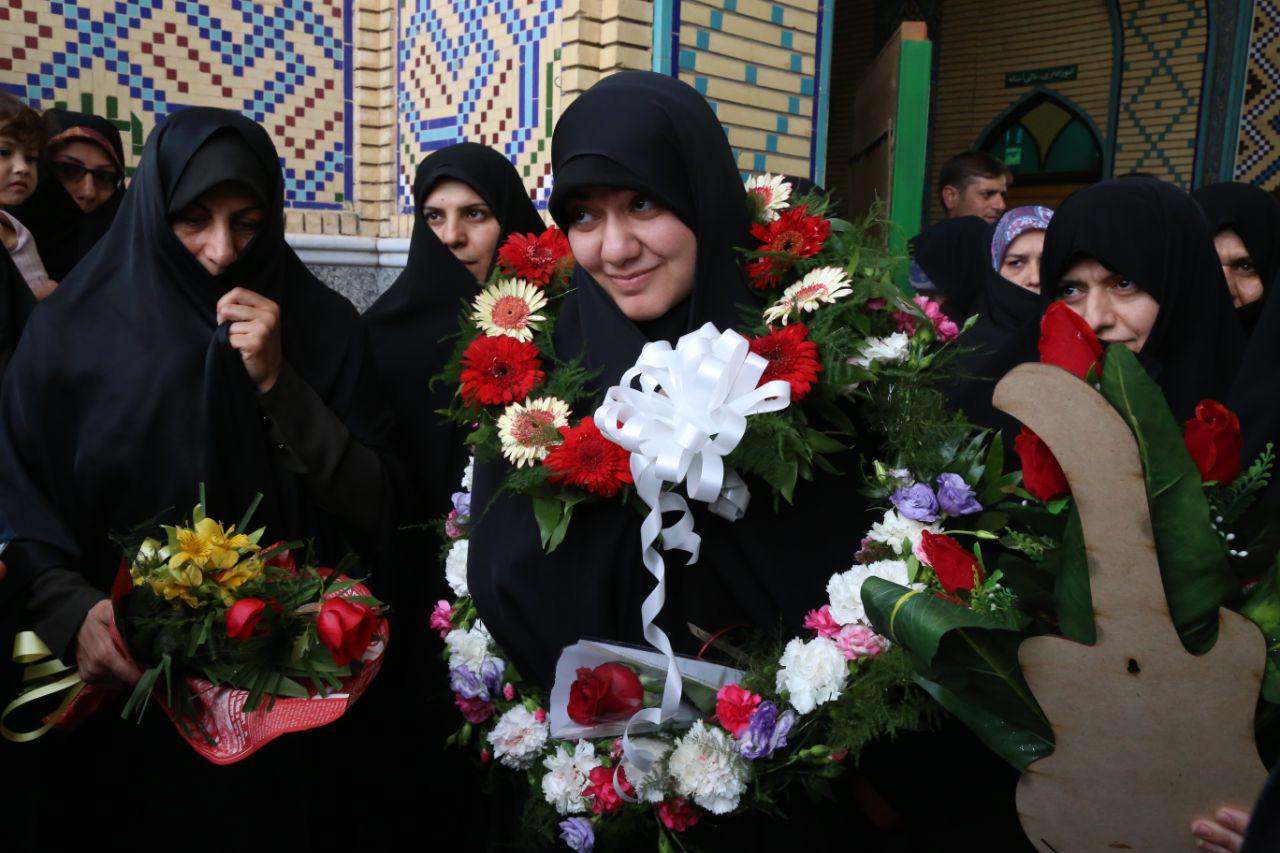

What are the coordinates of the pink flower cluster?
(894, 296, 959, 342)
(430, 600, 454, 638)
(802, 605, 889, 660)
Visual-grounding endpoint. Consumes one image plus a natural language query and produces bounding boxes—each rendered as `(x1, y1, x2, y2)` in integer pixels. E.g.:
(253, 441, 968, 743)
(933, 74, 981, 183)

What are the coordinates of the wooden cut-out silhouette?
(993, 363, 1267, 851)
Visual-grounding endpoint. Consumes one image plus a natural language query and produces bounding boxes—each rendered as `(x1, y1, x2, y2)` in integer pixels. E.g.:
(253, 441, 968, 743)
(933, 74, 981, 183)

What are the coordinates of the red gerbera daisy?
(746, 205, 831, 290)
(749, 323, 822, 402)
(497, 227, 574, 287)
(459, 335, 545, 406)
(542, 418, 634, 497)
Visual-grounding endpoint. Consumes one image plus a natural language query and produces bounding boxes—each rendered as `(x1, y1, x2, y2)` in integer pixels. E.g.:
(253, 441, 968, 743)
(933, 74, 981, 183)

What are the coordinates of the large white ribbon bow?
(593, 323, 791, 777)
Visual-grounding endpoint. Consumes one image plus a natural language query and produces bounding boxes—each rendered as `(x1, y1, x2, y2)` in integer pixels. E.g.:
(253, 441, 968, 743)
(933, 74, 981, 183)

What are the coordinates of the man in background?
(939, 150, 1011, 224)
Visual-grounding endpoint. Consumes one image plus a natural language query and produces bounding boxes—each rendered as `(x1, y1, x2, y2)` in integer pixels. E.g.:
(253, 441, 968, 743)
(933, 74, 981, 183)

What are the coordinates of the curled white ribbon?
(594, 323, 790, 782)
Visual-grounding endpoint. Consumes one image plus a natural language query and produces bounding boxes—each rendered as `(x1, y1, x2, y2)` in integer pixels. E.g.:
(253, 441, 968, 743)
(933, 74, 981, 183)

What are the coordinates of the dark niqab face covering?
(1042, 177, 1246, 422)
(0, 106, 392, 607)
(10, 109, 127, 281)
(469, 72, 866, 695)
(363, 142, 545, 519)
(1192, 181, 1280, 332)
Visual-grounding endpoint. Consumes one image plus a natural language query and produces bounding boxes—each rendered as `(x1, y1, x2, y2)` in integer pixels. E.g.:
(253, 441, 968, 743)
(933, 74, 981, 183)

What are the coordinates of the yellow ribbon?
(1, 631, 85, 743)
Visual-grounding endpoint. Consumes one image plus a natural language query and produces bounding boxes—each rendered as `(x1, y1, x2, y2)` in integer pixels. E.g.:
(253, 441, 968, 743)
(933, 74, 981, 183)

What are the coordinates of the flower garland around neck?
(425, 176, 1064, 850)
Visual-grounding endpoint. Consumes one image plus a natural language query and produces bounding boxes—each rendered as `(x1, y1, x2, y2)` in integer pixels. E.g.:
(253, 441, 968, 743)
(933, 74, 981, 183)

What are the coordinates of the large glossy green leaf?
(1241, 555, 1280, 702)
(1046, 506, 1094, 644)
(1098, 345, 1236, 653)
(862, 577, 1052, 768)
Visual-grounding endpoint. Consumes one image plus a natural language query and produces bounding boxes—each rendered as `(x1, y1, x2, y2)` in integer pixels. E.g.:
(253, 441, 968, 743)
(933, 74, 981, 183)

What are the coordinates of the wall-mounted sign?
(1005, 65, 1079, 88)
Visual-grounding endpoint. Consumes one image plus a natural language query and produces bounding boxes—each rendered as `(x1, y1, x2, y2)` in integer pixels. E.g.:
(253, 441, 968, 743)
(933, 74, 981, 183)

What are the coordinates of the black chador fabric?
(10, 109, 126, 281)
(0, 109, 401, 850)
(1040, 177, 1246, 422)
(1231, 269, 1280, 465)
(364, 142, 545, 522)
(1192, 180, 1280, 333)
(910, 216, 996, 323)
(0, 249, 34, 375)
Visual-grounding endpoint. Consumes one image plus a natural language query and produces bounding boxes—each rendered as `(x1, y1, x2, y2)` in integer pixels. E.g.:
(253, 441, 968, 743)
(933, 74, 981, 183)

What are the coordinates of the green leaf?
(1098, 345, 1236, 653)
(1241, 554, 1280, 702)
(1049, 506, 1095, 644)
(531, 497, 563, 551)
(980, 433, 1006, 506)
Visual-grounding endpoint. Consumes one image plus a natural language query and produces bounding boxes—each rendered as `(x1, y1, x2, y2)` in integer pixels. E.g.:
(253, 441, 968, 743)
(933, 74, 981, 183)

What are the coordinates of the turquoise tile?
(790, 53, 802, 72)
(710, 10, 723, 30)
(725, 0, 737, 10)
(776, 115, 788, 133)
(696, 30, 710, 50)
(788, 96, 800, 114)
(753, 152, 766, 171)
(766, 134, 778, 152)
(680, 49, 697, 70)
(780, 30, 793, 49)
(800, 77, 813, 96)
(694, 75, 708, 95)
(745, 65, 757, 85)
(771, 4, 784, 24)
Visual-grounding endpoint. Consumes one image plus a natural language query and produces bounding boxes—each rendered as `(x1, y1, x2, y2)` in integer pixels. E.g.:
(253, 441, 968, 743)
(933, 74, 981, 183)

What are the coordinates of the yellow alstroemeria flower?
(150, 577, 202, 609)
(169, 517, 259, 572)
(215, 558, 263, 592)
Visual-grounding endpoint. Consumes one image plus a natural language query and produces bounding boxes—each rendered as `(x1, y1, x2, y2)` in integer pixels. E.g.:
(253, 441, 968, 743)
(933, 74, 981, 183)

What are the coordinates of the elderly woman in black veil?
(462, 70, 1033, 850)
(0, 107, 398, 848)
(1192, 181, 1280, 333)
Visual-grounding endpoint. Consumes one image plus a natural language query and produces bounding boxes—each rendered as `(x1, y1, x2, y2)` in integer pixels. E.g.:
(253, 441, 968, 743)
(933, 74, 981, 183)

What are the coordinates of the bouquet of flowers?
(104, 493, 386, 762)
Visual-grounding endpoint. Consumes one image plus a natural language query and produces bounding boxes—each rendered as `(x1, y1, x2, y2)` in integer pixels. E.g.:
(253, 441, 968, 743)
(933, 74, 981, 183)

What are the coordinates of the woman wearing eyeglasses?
(11, 107, 127, 283)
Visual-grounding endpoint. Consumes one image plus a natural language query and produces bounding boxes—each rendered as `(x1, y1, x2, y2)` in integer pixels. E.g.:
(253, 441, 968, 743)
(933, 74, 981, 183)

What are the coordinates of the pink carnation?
(429, 599, 454, 638)
(892, 309, 918, 335)
(835, 624, 889, 660)
(803, 604, 842, 638)
(914, 295, 960, 342)
(715, 683, 762, 736)
(445, 510, 464, 539)
(659, 797, 703, 832)
(503, 683, 516, 701)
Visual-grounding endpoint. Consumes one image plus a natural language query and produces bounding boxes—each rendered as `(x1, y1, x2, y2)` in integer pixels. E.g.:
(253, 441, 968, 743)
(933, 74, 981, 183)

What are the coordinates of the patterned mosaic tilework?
(1235, 0, 1280, 187)
(0, 0, 354, 209)
(675, 0, 820, 178)
(397, 0, 563, 212)
(1112, 0, 1207, 186)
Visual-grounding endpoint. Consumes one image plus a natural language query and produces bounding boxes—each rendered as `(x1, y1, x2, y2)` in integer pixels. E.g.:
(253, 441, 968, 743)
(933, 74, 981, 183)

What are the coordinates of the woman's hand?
(216, 287, 283, 392)
(74, 599, 142, 685)
(1191, 807, 1250, 853)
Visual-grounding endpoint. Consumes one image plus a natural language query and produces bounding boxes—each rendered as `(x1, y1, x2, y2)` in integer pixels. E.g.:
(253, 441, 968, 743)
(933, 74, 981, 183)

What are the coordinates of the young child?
(0, 92, 55, 300)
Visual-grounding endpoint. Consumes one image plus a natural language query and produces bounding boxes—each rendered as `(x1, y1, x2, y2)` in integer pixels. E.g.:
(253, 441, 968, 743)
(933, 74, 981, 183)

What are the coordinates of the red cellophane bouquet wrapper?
(70, 494, 388, 764)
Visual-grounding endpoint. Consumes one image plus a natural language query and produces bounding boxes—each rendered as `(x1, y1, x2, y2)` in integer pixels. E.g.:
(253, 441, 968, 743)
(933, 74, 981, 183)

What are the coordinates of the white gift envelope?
(549, 638, 746, 741)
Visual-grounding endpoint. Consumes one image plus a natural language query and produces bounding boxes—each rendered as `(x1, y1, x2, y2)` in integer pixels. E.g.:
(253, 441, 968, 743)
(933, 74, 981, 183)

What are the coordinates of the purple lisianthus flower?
(936, 472, 982, 516)
(559, 817, 594, 853)
(449, 665, 486, 700)
(452, 491, 471, 519)
(891, 482, 940, 522)
(480, 657, 505, 697)
(737, 700, 797, 761)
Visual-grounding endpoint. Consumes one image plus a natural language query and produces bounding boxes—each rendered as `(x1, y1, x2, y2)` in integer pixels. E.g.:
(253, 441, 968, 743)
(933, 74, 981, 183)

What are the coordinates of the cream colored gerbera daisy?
(497, 396, 571, 467)
(744, 173, 793, 222)
(762, 266, 853, 326)
(473, 279, 548, 342)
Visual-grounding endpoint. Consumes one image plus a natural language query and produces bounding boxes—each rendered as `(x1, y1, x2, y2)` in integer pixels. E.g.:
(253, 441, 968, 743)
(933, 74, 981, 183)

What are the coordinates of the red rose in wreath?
(1183, 400, 1242, 485)
(919, 531, 983, 597)
(567, 662, 644, 725)
(1039, 301, 1104, 380)
(1014, 426, 1071, 502)
(317, 598, 378, 667)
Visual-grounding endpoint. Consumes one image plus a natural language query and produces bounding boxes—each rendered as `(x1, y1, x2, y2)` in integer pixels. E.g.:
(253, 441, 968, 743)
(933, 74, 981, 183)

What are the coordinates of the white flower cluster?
(866, 508, 939, 558)
(444, 619, 494, 672)
(621, 737, 674, 804)
(667, 721, 750, 814)
(827, 559, 914, 627)
(775, 636, 848, 715)
(444, 539, 470, 598)
(460, 458, 474, 492)
(487, 705, 550, 769)
(850, 332, 910, 369)
(541, 740, 601, 814)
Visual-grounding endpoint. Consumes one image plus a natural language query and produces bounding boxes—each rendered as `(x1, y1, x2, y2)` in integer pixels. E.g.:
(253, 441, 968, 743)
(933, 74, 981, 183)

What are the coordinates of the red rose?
(585, 764, 634, 814)
(226, 597, 267, 641)
(316, 598, 378, 666)
(659, 797, 703, 832)
(262, 541, 297, 573)
(1013, 426, 1071, 502)
(455, 693, 494, 724)
(749, 323, 822, 402)
(715, 683, 762, 736)
(459, 335, 545, 407)
(543, 418, 634, 498)
(1038, 301, 1104, 380)
(1184, 400, 1242, 484)
(918, 531, 983, 597)
(566, 662, 644, 725)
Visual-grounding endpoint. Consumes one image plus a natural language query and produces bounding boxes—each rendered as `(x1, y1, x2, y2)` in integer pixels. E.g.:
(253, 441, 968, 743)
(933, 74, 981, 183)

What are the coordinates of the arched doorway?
(980, 89, 1105, 209)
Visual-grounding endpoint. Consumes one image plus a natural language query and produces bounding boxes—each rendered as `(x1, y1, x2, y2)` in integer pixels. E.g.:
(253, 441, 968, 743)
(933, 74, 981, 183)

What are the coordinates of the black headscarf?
(10, 109, 126, 281)
(0, 106, 392, 603)
(1039, 177, 1246, 422)
(363, 142, 545, 521)
(1231, 267, 1280, 464)
(909, 216, 998, 323)
(469, 72, 864, 688)
(0, 251, 34, 377)
(1192, 181, 1280, 332)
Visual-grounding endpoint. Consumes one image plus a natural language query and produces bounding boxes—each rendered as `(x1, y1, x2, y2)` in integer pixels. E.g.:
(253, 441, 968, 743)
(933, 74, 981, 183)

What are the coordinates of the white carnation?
(541, 740, 601, 815)
(621, 737, 674, 804)
(445, 620, 492, 672)
(775, 636, 849, 715)
(487, 705, 549, 769)
(667, 721, 750, 814)
(827, 559, 912, 626)
(460, 458, 474, 491)
(850, 332, 911, 368)
(445, 539, 470, 598)
(866, 508, 940, 557)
